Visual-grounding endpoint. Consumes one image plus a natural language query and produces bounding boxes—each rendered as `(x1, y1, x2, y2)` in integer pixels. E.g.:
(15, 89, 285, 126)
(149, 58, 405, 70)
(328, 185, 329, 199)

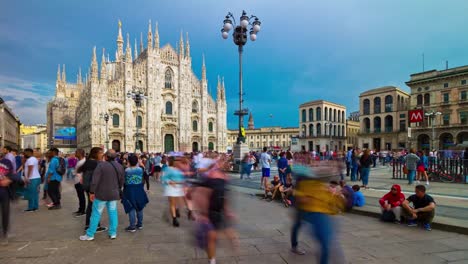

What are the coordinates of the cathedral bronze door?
(192, 142, 199, 152)
(112, 140, 121, 152)
(164, 134, 174, 153)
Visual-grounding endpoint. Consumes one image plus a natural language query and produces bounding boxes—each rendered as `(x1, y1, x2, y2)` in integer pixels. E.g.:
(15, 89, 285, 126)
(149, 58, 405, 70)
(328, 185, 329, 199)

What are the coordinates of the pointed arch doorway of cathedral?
(192, 142, 199, 152)
(164, 134, 174, 153)
(112, 140, 121, 152)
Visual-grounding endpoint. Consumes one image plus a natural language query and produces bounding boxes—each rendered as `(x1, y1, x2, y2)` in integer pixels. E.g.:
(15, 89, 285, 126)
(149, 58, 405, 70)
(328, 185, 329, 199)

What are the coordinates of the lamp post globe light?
(425, 111, 441, 151)
(100, 112, 110, 150)
(127, 88, 147, 153)
(221, 10, 261, 145)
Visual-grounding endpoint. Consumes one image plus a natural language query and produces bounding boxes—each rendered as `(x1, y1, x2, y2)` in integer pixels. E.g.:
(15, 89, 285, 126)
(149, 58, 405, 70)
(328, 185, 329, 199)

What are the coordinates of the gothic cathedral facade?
(50, 21, 228, 153)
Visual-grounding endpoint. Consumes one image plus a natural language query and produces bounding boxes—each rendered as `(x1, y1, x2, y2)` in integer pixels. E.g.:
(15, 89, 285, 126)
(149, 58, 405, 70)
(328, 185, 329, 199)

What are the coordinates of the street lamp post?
(425, 111, 441, 151)
(100, 112, 110, 150)
(221, 10, 262, 144)
(127, 89, 147, 153)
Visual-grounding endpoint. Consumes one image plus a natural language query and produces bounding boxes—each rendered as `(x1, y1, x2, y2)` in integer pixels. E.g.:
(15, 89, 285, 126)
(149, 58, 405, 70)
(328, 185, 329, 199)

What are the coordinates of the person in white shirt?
(23, 148, 41, 212)
(260, 147, 271, 190)
(73, 149, 86, 217)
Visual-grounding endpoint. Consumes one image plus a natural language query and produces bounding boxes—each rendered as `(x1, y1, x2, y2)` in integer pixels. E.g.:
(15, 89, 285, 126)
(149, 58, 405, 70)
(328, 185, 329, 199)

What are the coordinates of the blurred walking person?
(290, 159, 345, 264)
(0, 151, 15, 245)
(162, 154, 186, 227)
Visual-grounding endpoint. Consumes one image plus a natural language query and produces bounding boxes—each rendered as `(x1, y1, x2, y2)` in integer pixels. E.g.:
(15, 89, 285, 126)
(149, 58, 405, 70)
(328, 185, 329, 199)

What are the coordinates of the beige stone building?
(298, 100, 347, 153)
(406, 66, 468, 150)
(0, 98, 21, 150)
(21, 124, 48, 152)
(227, 127, 299, 152)
(48, 21, 227, 153)
(346, 111, 360, 150)
(358, 86, 410, 151)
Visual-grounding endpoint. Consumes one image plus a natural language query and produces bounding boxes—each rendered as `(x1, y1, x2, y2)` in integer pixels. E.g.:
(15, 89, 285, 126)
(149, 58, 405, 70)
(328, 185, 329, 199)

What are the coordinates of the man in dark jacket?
(79, 149, 124, 241)
(0, 151, 14, 245)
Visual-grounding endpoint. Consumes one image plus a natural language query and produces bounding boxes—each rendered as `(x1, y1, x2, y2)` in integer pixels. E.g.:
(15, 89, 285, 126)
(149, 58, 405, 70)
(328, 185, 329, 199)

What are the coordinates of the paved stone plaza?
(1, 178, 468, 264)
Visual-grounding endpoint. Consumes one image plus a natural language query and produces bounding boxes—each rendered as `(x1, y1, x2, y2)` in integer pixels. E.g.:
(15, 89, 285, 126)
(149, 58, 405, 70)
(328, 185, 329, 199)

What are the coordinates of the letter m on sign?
(409, 109, 424, 123)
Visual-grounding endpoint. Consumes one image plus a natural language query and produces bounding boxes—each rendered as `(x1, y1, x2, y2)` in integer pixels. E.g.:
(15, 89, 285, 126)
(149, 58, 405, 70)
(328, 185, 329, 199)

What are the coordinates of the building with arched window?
(298, 100, 347, 153)
(358, 86, 410, 151)
(51, 21, 227, 152)
(406, 66, 468, 150)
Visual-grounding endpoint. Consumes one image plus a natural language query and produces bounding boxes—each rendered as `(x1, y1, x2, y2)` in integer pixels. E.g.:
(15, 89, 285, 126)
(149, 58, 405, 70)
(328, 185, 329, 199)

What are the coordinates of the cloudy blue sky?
(1, 0, 468, 128)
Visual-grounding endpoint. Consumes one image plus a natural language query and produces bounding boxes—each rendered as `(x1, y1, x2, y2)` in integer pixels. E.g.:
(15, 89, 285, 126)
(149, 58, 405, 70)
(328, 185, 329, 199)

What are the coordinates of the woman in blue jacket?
(122, 155, 149, 232)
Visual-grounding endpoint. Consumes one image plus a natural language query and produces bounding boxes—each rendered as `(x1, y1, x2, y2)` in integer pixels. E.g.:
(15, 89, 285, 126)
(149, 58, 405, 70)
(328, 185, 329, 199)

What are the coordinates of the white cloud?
(0, 75, 54, 125)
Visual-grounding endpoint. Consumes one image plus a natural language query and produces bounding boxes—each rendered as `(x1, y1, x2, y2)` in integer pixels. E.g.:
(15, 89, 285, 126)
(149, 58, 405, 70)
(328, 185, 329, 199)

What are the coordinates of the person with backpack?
(45, 148, 65, 210)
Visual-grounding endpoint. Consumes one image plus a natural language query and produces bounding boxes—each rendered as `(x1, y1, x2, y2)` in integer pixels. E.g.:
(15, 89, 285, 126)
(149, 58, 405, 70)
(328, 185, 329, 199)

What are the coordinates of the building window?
(460, 111, 468, 124)
(363, 99, 370, 115)
(374, 97, 381, 114)
(462, 80, 467, 85)
(165, 69, 173, 89)
(444, 82, 449, 88)
(363, 118, 370, 133)
(309, 124, 314, 137)
(417, 94, 423, 106)
(443, 93, 449, 103)
(301, 109, 306, 122)
(208, 142, 214, 150)
(385, 95, 393, 112)
(308, 108, 314, 121)
(316, 107, 322, 121)
(208, 122, 213, 132)
(192, 120, 198, 132)
(316, 123, 322, 136)
(399, 114, 406, 118)
(423, 93, 430, 106)
(136, 115, 143, 128)
(192, 101, 198, 113)
(112, 114, 120, 127)
(461, 91, 467, 101)
(165, 101, 173, 115)
(374, 116, 381, 133)
(443, 114, 450, 125)
(325, 107, 328, 120)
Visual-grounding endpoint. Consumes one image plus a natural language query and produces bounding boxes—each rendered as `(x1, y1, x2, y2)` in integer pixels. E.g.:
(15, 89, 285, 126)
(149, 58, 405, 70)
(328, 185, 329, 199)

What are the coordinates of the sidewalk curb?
(230, 186, 468, 236)
(350, 207, 468, 235)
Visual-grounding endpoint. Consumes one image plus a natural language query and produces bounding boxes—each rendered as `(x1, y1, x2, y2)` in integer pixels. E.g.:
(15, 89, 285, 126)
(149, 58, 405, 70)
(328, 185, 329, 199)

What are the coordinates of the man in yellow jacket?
(290, 162, 345, 264)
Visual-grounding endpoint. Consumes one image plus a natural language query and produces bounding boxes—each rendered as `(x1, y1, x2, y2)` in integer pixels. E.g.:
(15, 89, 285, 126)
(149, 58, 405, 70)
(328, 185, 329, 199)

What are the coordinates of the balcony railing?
(374, 128, 381, 133)
(385, 127, 393, 133)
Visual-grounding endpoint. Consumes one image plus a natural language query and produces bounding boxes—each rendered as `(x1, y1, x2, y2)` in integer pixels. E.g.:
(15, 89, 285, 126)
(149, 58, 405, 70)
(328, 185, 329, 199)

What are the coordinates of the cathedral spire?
(154, 22, 159, 51)
(147, 19, 153, 51)
(57, 64, 61, 83)
(202, 54, 206, 80)
(140, 32, 143, 54)
(185, 32, 190, 58)
(221, 77, 226, 101)
(100, 48, 107, 82)
(91, 46, 98, 82)
(134, 38, 138, 59)
(77, 67, 82, 84)
(179, 30, 184, 59)
(125, 33, 132, 62)
(116, 20, 124, 60)
(61, 64, 66, 83)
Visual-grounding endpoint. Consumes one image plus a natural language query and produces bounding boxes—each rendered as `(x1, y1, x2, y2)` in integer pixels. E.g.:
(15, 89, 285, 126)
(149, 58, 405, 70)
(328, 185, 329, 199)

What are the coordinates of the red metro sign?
(409, 109, 424, 123)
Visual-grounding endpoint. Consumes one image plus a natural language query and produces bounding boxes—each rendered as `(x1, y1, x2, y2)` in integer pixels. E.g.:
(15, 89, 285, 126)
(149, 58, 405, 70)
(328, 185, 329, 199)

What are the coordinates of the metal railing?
(392, 157, 468, 183)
